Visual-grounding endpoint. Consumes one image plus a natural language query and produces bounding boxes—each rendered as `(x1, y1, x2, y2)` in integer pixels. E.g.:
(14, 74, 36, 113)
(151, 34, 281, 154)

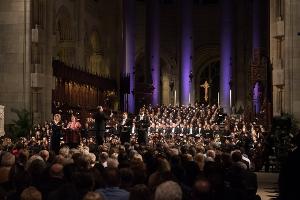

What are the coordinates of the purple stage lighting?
(180, 0, 193, 105)
(220, 0, 233, 113)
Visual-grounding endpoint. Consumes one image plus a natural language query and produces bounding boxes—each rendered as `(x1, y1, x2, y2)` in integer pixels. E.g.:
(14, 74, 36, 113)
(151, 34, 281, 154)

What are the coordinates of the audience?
(0, 104, 288, 200)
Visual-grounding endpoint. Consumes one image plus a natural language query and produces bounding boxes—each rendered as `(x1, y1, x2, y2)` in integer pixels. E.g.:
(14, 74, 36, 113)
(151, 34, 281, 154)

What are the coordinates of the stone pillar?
(220, 0, 234, 114)
(252, 0, 268, 51)
(123, 0, 136, 113)
(180, 0, 193, 105)
(252, 0, 269, 114)
(146, 0, 160, 106)
(0, 105, 5, 136)
(0, 0, 31, 123)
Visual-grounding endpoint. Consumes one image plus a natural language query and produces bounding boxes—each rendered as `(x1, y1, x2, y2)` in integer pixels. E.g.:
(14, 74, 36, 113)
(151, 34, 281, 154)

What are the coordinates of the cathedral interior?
(1, 1, 300, 200)
(0, 0, 299, 126)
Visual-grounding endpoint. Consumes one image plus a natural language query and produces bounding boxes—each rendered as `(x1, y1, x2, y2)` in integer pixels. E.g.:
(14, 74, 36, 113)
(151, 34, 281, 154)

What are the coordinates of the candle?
(174, 90, 177, 105)
(217, 92, 220, 107)
(229, 89, 232, 108)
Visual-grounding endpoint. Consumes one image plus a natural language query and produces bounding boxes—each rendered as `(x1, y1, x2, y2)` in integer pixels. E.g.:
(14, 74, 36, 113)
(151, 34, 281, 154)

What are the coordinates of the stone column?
(252, 0, 268, 51)
(123, 0, 136, 113)
(252, 0, 269, 114)
(220, 0, 234, 114)
(146, 0, 160, 106)
(180, 0, 193, 105)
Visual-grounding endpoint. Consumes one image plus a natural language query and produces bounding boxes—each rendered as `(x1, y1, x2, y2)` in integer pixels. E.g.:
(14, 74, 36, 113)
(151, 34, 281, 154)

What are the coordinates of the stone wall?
(0, 0, 31, 124)
(270, 0, 300, 122)
(0, 0, 123, 124)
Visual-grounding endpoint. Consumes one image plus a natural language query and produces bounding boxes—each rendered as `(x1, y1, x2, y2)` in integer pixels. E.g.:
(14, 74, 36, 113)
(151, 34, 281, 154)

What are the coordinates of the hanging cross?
(201, 81, 210, 102)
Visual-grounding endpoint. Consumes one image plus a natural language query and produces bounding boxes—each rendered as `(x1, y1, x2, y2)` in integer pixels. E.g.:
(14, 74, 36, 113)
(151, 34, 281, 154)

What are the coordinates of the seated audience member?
(83, 192, 104, 200)
(0, 152, 15, 184)
(279, 133, 300, 200)
(129, 184, 151, 200)
(39, 150, 50, 163)
(96, 167, 129, 200)
(191, 177, 212, 200)
(41, 163, 65, 199)
(154, 181, 182, 200)
(20, 187, 42, 200)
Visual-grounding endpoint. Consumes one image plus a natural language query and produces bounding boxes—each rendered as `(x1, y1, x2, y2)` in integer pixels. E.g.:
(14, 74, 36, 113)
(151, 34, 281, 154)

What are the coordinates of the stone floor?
(256, 172, 279, 200)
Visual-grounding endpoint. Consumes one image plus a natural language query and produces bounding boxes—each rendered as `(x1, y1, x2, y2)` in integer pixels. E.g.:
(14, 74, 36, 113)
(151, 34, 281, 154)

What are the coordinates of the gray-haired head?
(155, 181, 182, 200)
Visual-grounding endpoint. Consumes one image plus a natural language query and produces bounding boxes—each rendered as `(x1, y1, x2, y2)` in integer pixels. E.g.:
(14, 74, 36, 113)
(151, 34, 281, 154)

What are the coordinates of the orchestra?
(30, 104, 266, 165)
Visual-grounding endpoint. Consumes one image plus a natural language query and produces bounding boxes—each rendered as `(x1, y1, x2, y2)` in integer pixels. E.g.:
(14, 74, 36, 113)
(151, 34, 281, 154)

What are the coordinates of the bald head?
(49, 163, 64, 178)
(39, 150, 49, 162)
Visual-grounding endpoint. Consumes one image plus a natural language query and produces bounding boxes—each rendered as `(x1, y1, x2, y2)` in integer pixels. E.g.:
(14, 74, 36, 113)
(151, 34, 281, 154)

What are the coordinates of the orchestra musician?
(94, 106, 113, 145)
(118, 112, 131, 144)
(51, 114, 62, 154)
(65, 114, 81, 148)
(136, 109, 150, 145)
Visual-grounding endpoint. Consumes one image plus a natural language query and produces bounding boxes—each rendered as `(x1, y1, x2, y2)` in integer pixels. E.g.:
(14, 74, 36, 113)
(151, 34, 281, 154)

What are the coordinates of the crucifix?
(201, 81, 210, 102)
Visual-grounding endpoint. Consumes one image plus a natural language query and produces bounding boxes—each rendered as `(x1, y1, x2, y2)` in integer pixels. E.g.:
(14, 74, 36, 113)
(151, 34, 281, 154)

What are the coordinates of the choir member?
(66, 114, 81, 148)
(51, 114, 63, 154)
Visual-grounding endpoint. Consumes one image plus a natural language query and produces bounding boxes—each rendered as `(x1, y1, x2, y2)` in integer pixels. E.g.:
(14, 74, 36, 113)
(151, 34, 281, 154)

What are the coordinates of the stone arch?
(160, 58, 172, 105)
(90, 29, 101, 53)
(135, 50, 147, 84)
(135, 49, 175, 105)
(55, 6, 76, 66)
(194, 44, 220, 104)
(56, 6, 73, 41)
(85, 28, 109, 77)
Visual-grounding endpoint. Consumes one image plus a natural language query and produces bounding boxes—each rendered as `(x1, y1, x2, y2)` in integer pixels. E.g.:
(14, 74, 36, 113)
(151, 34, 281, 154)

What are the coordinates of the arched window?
(56, 6, 73, 41)
(86, 30, 109, 77)
(55, 6, 75, 66)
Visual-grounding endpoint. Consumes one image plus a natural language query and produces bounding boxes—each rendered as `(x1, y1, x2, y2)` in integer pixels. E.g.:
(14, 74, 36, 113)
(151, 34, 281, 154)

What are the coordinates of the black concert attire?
(119, 118, 132, 144)
(187, 126, 196, 137)
(136, 115, 150, 145)
(81, 125, 89, 141)
(51, 121, 62, 154)
(94, 111, 109, 145)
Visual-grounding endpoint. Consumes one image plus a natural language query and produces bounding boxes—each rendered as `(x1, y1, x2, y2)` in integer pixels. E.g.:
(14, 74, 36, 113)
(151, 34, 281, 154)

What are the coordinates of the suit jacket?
(136, 115, 150, 132)
(118, 118, 131, 133)
(94, 111, 108, 131)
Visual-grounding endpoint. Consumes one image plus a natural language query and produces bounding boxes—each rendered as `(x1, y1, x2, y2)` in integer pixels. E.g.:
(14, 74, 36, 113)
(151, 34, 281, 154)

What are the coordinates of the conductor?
(136, 108, 150, 145)
(94, 106, 112, 145)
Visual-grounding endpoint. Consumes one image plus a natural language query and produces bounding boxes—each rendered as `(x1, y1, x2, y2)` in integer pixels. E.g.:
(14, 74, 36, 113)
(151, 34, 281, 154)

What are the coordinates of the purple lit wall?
(220, 0, 233, 113)
(123, 0, 135, 113)
(252, 0, 260, 114)
(180, 0, 193, 105)
(253, 82, 260, 113)
(146, 0, 160, 106)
